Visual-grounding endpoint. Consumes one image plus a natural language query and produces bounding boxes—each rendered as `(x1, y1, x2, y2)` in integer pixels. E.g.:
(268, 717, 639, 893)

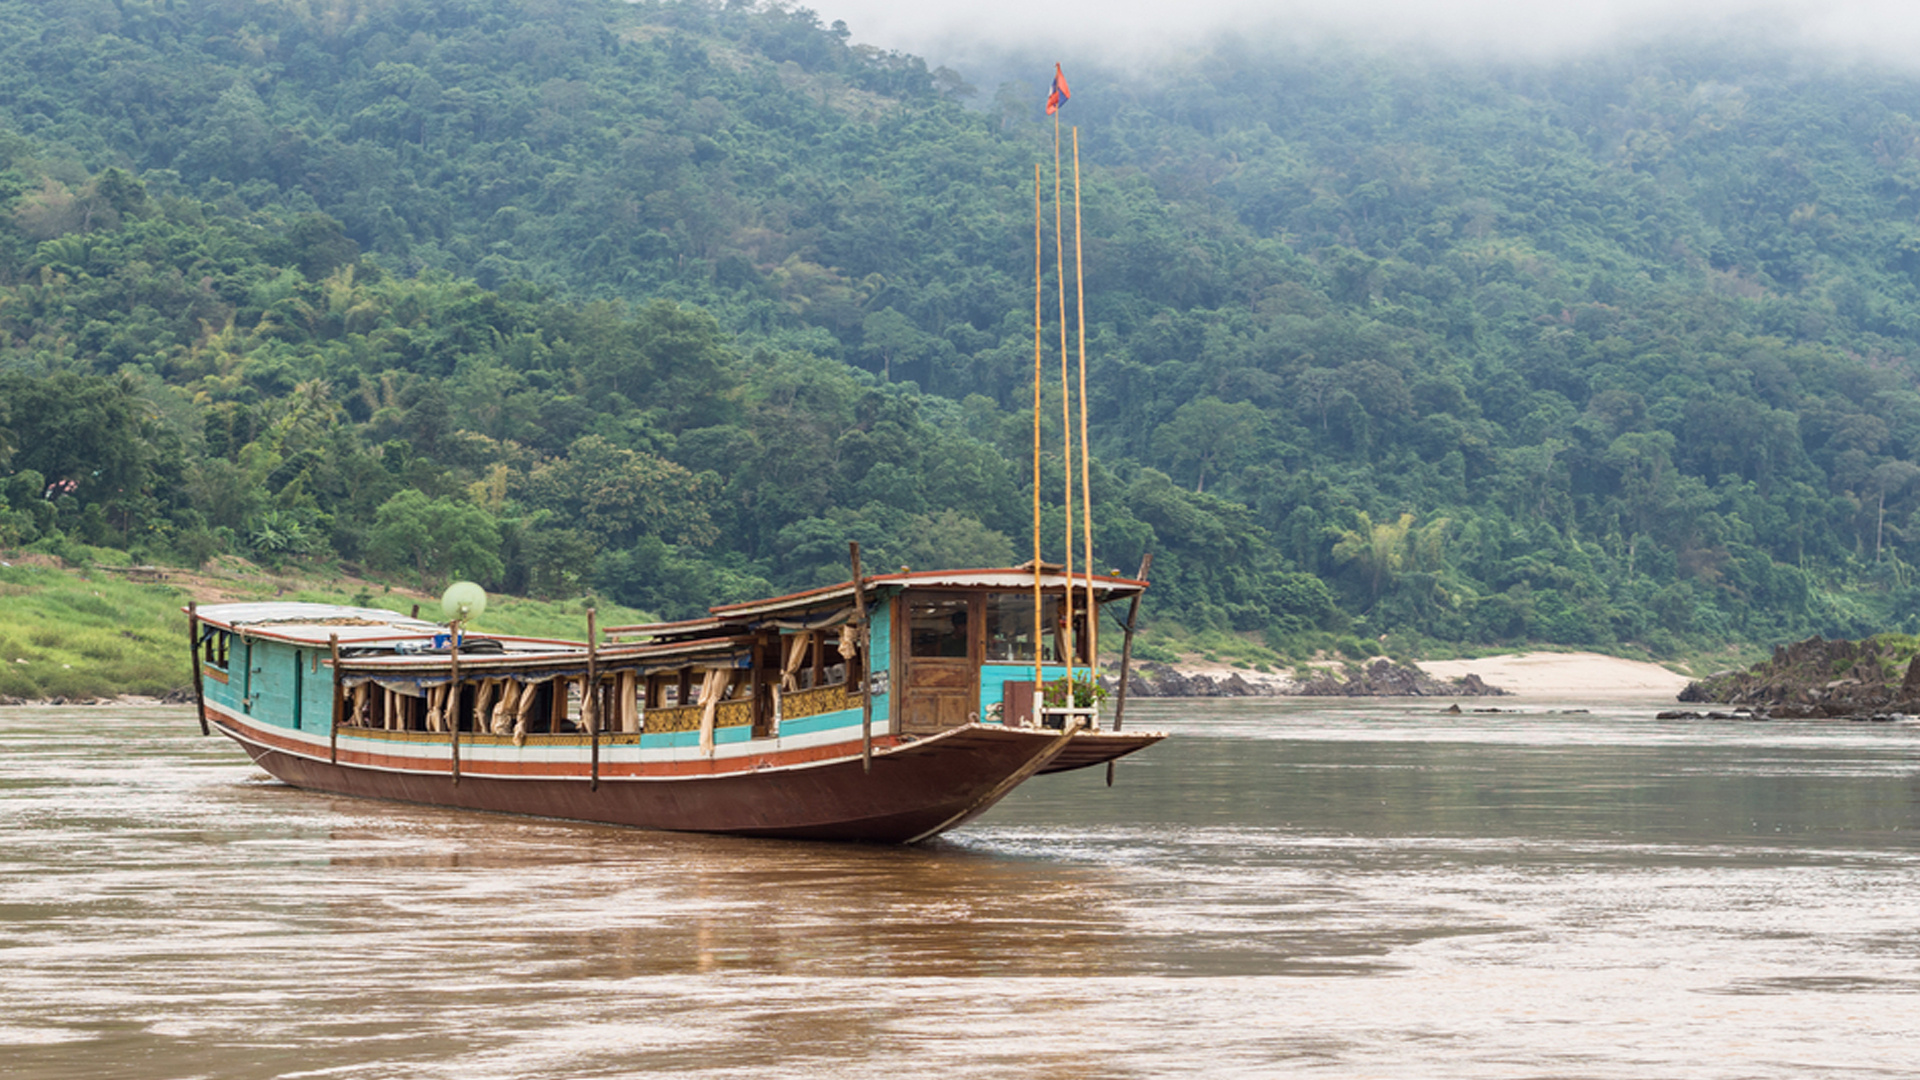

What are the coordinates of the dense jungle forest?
(7, 0, 1920, 660)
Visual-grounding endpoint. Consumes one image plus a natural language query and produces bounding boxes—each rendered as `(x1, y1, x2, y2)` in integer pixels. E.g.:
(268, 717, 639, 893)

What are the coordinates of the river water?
(3, 698, 1917, 1078)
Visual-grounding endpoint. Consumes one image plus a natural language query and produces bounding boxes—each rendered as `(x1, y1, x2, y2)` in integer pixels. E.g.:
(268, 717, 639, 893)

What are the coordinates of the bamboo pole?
(186, 601, 209, 736)
(586, 609, 599, 791)
(328, 633, 341, 765)
(1106, 552, 1151, 787)
(849, 541, 872, 773)
(1032, 163, 1045, 705)
(1053, 107, 1076, 678)
(1073, 126, 1098, 684)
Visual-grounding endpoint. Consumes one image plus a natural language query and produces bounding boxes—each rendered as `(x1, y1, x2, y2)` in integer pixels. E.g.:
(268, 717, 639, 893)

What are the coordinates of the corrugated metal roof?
(606, 567, 1145, 637)
(705, 569, 1145, 620)
(192, 602, 446, 643)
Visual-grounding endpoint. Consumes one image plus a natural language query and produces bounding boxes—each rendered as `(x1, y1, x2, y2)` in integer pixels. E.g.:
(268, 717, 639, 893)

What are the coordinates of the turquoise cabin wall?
(245, 636, 288, 728)
(868, 594, 893, 722)
(233, 636, 332, 731)
(301, 646, 334, 730)
(980, 664, 1070, 722)
(201, 651, 240, 713)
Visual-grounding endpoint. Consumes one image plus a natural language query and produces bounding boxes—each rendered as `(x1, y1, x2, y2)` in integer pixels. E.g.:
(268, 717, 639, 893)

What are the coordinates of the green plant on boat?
(1041, 673, 1107, 709)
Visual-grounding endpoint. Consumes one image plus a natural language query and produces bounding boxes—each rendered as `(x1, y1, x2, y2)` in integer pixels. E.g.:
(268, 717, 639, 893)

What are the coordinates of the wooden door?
(899, 592, 978, 735)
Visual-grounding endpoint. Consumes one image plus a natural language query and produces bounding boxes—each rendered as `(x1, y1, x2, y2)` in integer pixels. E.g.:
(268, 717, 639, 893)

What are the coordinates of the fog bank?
(802, 0, 1920, 68)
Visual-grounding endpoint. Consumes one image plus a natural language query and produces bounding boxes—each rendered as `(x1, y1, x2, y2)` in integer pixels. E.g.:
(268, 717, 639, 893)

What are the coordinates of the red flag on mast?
(1045, 63, 1071, 115)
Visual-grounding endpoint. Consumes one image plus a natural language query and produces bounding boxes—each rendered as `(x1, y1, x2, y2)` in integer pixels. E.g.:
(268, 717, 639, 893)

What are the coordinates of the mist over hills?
(6, 0, 1920, 661)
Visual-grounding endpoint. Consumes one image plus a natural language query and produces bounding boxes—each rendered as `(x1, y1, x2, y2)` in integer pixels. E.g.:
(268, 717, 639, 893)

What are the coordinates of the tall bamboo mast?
(1053, 107, 1076, 677)
(1031, 164, 1045, 699)
(1072, 126, 1097, 673)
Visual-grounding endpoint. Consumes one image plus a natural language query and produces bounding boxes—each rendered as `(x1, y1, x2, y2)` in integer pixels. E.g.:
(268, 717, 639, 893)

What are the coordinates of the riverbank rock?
(1122, 663, 1283, 697)
(1678, 635, 1920, 718)
(1292, 658, 1508, 698)
(1120, 659, 1506, 698)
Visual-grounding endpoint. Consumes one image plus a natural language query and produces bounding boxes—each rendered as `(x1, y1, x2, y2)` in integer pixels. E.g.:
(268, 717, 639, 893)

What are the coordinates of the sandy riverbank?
(1140, 652, 1689, 699)
(1416, 652, 1691, 698)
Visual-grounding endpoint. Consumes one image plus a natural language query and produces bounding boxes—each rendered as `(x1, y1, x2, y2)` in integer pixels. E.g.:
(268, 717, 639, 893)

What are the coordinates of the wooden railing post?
(1107, 552, 1151, 787)
(328, 633, 341, 765)
(587, 609, 599, 791)
(448, 625, 462, 786)
(849, 541, 872, 774)
(187, 601, 209, 736)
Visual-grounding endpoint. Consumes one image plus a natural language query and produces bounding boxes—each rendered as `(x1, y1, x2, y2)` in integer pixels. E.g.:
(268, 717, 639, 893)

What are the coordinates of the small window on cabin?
(202, 629, 231, 670)
(1055, 608, 1091, 666)
(985, 594, 1064, 662)
(908, 598, 970, 658)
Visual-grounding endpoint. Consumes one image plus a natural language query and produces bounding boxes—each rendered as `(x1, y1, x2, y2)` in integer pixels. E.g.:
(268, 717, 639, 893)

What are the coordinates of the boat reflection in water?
(310, 812, 1147, 981)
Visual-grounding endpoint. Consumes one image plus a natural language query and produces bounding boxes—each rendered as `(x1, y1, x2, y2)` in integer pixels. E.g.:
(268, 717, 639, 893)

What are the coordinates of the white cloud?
(799, 0, 1920, 66)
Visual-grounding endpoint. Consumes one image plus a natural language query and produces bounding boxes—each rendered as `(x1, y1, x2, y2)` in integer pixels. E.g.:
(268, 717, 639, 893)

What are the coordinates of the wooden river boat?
(185, 567, 1162, 843)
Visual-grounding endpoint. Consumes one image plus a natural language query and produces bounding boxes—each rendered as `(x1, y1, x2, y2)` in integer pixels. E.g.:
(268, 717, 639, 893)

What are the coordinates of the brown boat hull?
(213, 714, 1131, 843)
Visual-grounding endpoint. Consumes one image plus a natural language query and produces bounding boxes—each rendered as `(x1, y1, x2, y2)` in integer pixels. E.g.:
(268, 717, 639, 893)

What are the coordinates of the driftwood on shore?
(1118, 659, 1506, 698)
(1677, 635, 1920, 719)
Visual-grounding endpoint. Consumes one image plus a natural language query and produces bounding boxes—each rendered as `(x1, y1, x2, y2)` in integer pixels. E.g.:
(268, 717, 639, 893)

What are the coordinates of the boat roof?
(608, 566, 1146, 640)
(192, 601, 446, 642)
(190, 601, 754, 677)
(191, 565, 1147, 650)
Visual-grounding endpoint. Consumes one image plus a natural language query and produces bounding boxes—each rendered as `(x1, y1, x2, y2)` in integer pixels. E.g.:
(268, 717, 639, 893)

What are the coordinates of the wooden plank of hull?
(1036, 730, 1168, 774)
(210, 715, 1077, 844)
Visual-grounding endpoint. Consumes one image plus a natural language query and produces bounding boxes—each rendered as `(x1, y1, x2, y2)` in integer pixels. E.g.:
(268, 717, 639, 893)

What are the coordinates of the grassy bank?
(0, 552, 653, 701)
(0, 561, 188, 699)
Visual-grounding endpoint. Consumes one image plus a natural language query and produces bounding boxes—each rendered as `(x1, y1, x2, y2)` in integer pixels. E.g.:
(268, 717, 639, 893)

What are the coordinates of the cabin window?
(908, 598, 970, 658)
(984, 594, 1090, 664)
(985, 594, 1066, 662)
(201, 629, 231, 670)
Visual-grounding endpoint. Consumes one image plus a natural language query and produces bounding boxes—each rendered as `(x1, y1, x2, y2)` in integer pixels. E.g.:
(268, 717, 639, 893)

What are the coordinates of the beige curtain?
(491, 680, 519, 735)
(617, 670, 640, 733)
(697, 666, 730, 756)
(425, 684, 447, 733)
(473, 679, 496, 733)
(781, 632, 811, 690)
(513, 678, 542, 745)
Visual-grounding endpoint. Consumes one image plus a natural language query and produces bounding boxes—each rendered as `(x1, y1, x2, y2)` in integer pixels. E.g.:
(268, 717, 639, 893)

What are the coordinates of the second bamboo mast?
(1033, 64, 1097, 699)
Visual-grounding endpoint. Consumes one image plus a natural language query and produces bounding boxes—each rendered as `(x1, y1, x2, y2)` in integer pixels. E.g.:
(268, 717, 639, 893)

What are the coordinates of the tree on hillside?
(367, 490, 504, 589)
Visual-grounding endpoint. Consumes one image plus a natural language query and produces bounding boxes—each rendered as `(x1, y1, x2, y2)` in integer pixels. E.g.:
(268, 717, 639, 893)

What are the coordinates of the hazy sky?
(800, 0, 1920, 66)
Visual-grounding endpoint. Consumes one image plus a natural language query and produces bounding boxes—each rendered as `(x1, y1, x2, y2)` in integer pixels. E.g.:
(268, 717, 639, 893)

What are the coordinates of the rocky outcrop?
(1119, 658, 1506, 698)
(1292, 659, 1506, 698)
(1678, 635, 1920, 719)
(1122, 663, 1281, 697)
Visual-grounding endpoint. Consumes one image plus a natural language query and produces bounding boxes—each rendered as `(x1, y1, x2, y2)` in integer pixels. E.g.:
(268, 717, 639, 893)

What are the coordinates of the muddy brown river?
(3, 699, 1916, 1078)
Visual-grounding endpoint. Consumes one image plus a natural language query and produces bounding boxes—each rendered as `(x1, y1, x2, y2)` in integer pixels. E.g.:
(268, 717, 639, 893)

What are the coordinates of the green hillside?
(6, 0, 1920, 664)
